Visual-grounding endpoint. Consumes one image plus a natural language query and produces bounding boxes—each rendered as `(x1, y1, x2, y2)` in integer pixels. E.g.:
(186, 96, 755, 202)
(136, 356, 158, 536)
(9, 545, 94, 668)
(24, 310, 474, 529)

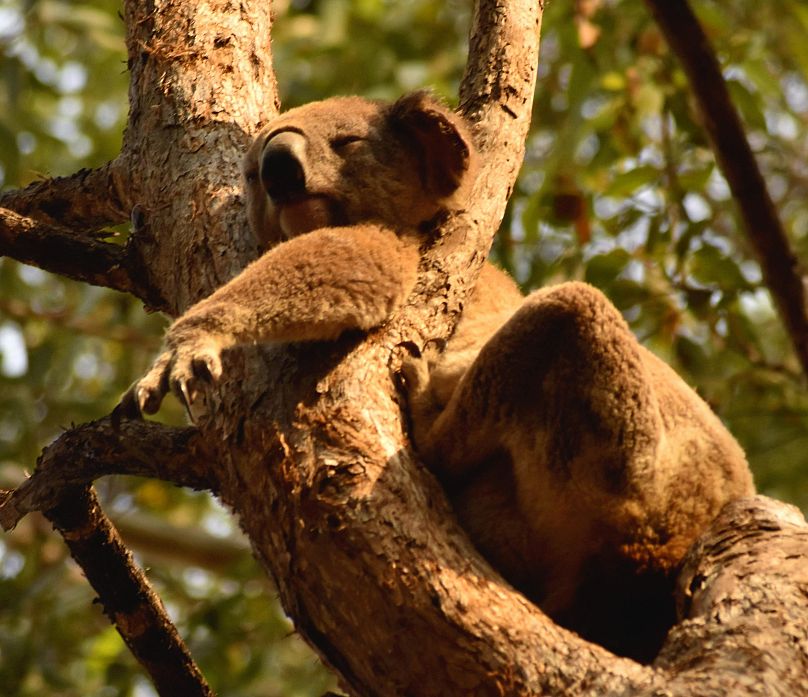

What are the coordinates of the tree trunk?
(1, 1, 807, 695)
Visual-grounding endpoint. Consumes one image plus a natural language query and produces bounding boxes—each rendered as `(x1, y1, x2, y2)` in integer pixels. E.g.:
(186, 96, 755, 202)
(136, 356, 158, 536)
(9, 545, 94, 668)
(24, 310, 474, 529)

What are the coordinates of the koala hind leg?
(420, 281, 664, 502)
(416, 281, 686, 659)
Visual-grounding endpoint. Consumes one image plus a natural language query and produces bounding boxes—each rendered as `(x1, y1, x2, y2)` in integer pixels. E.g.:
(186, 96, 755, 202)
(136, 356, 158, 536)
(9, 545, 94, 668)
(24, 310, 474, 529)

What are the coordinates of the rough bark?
(0, 161, 129, 231)
(2, 0, 808, 695)
(45, 487, 214, 697)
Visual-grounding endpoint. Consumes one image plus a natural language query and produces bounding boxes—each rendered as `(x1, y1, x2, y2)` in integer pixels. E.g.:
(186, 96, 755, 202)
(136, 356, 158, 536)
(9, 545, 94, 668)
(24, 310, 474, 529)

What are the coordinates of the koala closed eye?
(330, 134, 366, 151)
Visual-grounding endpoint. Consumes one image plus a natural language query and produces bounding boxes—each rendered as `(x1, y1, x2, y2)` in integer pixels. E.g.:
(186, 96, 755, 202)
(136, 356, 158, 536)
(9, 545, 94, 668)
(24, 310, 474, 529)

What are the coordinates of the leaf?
(584, 248, 631, 286)
(603, 165, 659, 197)
(688, 244, 753, 292)
(726, 79, 767, 131)
(678, 163, 715, 192)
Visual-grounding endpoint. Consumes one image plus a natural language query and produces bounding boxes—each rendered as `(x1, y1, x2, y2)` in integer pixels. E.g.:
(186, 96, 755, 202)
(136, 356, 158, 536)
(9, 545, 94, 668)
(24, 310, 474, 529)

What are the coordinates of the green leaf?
(726, 79, 767, 131)
(584, 248, 631, 286)
(688, 244, 753, 292)
(603, 165, 659, 197)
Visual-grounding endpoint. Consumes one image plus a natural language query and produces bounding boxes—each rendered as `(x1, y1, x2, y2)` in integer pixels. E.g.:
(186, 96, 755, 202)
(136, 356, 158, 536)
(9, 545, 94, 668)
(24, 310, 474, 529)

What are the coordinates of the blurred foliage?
(1, 0, 807, 693)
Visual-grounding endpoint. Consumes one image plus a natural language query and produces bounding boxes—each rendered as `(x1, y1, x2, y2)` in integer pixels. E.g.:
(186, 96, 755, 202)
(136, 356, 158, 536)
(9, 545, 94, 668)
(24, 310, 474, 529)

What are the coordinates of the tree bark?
(2, 1, 808, 695)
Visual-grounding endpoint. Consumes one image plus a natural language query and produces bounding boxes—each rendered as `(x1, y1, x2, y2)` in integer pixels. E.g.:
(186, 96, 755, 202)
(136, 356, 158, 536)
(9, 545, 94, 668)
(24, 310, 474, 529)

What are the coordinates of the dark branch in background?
(0, 161, 130, 231)
(0, 418, 217, 531)
(644, 0, 808, 376)
(0, 207, 167, 311)
(44, 486, 215, 697)
(113, 510, 252, 572)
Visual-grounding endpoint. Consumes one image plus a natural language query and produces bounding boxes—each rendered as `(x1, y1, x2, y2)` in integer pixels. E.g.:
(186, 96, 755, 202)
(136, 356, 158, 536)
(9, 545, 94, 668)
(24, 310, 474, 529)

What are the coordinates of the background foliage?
(1, 0, 806, 694)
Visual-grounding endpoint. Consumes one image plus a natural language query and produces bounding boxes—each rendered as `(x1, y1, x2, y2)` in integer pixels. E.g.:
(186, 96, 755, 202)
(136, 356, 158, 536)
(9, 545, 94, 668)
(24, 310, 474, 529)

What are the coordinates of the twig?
(645, 0, 808, 376)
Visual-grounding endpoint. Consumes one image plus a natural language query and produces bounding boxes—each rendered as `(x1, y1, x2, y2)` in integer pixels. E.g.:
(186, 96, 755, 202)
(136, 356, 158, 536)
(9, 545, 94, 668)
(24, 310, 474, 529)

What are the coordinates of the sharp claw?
(207, 355, 222, 381)
(179, 380, 194, 412)
(136, 385, 148, 412)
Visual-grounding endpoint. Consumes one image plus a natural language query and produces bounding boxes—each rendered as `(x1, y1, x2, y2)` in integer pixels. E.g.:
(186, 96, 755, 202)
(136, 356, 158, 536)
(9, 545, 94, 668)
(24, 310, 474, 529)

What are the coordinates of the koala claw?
(399, 351, 430, 398)
(398, 340, 442, 399)
(111, 385, 144, 427)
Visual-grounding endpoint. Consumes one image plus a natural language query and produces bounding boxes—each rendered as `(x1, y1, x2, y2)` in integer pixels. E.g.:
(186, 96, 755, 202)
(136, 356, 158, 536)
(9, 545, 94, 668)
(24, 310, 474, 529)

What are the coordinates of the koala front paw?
(114, 335, 228, 423)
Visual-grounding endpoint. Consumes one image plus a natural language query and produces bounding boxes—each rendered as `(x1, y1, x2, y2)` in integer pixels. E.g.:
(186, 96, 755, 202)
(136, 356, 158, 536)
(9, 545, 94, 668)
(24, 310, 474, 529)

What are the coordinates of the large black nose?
(260, 131, 307, 203)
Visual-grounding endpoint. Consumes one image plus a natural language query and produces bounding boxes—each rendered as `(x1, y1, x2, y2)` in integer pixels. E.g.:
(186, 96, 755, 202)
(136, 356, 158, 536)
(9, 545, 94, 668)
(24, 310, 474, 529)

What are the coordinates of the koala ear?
(389, 91, 478, 206)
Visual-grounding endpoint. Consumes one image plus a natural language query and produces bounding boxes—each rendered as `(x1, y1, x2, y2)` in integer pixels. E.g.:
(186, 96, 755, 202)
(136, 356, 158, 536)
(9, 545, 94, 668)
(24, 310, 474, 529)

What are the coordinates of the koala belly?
(416, 279, 754, 663)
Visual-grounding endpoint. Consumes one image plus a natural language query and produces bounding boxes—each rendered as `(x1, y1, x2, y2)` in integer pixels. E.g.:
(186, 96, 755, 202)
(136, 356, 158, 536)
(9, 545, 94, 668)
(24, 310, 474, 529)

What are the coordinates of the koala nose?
(260, 131, 307, 203)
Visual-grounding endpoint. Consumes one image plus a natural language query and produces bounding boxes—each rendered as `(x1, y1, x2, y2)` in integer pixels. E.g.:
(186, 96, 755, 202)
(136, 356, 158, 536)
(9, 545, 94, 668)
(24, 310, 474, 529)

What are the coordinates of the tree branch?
(0, 160, 130, 231)
(0, 418, 217, 531)
(644, 0, 808, 376)
(44, 486, 215, 697)
(660, 496, 808, 694)
(0, 206, 166, 309)
(392, 0, 542, 348)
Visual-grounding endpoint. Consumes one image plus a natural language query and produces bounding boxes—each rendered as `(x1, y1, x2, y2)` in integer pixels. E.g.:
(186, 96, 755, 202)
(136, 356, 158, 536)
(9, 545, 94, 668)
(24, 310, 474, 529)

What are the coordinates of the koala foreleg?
(119, 224, 419, 419)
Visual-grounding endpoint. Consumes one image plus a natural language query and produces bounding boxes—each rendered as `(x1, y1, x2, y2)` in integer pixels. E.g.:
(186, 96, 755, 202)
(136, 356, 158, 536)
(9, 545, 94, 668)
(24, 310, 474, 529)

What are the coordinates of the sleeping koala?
(119, 92, 755, 662)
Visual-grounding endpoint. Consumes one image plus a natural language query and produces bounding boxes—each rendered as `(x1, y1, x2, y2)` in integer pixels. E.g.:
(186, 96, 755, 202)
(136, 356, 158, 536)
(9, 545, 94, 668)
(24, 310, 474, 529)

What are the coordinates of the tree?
(1, 0, 807, 695)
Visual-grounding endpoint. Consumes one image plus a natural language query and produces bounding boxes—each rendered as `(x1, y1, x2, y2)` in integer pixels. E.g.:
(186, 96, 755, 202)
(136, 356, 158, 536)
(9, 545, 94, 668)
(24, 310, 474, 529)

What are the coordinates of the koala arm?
(121, 224, 419, 416)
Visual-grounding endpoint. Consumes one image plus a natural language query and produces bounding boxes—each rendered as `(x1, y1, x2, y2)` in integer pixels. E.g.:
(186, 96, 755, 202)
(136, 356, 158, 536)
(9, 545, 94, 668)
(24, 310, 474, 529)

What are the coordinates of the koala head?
(242, 92, 478, 249)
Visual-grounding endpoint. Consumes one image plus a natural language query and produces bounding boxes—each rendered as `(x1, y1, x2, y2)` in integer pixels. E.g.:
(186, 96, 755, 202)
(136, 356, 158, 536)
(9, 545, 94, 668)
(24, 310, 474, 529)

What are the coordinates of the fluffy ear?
(389, 91, 478, 207)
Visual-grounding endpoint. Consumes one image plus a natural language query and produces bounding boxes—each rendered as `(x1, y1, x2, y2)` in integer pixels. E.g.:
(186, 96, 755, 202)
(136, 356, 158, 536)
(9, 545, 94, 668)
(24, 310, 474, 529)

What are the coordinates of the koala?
(119, 92, 755, 663)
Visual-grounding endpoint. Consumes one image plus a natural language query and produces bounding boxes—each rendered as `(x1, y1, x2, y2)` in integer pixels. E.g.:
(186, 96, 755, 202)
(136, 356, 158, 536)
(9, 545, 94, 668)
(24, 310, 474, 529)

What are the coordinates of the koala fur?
(120, 92, 755, 662)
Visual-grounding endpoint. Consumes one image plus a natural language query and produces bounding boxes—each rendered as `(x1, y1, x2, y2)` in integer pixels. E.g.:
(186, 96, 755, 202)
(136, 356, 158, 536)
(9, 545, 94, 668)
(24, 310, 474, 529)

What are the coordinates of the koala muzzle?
(261, 131, 307, 203)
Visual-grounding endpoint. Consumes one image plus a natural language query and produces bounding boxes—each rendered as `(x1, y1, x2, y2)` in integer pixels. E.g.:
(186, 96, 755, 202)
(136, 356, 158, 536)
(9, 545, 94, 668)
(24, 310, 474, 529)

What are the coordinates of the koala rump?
(119, 92, 755, 663)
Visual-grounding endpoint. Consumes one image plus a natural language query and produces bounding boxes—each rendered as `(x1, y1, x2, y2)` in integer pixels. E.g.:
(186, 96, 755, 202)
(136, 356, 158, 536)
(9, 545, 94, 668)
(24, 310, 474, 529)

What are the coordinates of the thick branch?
(660, 496, 808, 694)
(0, 207, 166, 309)
(645, 0, 808, 375)
(0, 418, 216, 531)
(44, 486, 214, 697)
(393, 0, 542, 348)
(0, 160, 130, 231)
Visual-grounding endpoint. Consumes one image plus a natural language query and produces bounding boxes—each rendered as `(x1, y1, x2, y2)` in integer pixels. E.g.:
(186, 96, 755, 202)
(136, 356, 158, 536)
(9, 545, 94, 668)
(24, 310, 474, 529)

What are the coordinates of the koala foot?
(113, 335, 228, 424)
(397, 341, 444, 452)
